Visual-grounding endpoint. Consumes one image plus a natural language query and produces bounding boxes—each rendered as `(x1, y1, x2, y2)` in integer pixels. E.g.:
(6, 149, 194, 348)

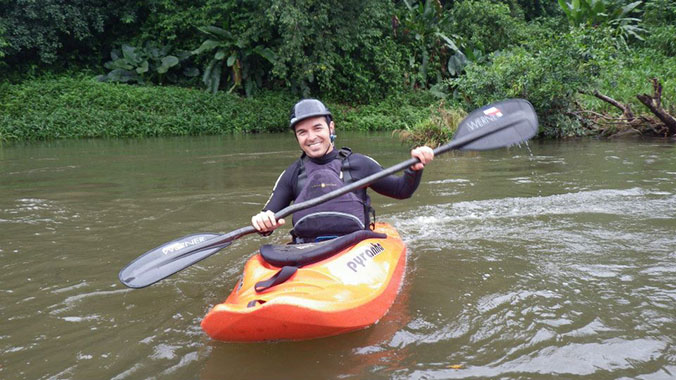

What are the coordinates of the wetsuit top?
(262, 148, 423, 214)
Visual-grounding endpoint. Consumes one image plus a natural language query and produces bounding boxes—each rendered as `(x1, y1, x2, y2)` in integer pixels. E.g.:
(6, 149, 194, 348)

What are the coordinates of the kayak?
(201, 222, 407, 342)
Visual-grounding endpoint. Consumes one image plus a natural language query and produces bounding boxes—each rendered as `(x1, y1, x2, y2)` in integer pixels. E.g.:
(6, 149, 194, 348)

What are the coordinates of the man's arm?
(353, 146, 434, 199)
(251, 162, 298, 233)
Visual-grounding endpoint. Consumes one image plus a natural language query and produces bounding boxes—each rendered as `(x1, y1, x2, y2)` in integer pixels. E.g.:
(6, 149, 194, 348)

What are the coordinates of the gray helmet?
(289, 99, 332, 129)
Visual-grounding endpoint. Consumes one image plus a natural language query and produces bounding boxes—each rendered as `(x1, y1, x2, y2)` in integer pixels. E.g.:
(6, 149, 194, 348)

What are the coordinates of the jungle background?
(0, 0, 674, 142)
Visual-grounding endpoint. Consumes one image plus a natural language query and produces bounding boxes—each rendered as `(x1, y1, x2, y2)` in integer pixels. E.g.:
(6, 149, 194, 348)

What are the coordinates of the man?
(251, 99, 434, 243)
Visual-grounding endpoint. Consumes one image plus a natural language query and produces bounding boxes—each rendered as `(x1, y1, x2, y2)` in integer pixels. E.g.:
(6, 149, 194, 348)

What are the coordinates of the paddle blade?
(453, 99, 538, 151)
(118, 233, 227, 288)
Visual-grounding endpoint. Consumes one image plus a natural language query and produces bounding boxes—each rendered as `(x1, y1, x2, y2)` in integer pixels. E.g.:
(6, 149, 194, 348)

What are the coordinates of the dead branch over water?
(575, 78, 676, 138)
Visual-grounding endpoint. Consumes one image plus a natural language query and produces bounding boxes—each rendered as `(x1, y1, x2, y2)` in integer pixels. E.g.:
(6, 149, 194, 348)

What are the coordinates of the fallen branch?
(636, 78, 676, 136)
(590, 90, 635, 119)
(578, 78, 675, 137)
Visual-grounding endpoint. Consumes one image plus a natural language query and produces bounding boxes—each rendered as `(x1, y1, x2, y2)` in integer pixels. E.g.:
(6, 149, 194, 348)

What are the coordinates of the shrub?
(557, 0, 646, 48)
(97, 42, 198, 85)
(0, 0, 136, 70)
(395, 0, 459, 90)
(0, 76, 292, 141)
(267, 0, 403, 100)
(326, 37, 409, 103)
(394, 100, 466, 147)
(0, 76, 442, 141)
(452, 27, 621, 137)
(502, 0, 563, 21)
(332, 91, 439, 132)
(643, 25, 676, 56)
(450, 0, 529, 54)
(581, 47, 675, 113)
(642, 0, 676, 26)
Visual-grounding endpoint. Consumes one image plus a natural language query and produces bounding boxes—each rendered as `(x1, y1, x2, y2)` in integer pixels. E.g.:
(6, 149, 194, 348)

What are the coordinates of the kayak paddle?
(119, 98, 538, 288)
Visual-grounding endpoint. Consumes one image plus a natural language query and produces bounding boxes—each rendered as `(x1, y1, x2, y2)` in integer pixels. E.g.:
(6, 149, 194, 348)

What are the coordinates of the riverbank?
(0, 76, 437, 142)
(2, 70, 674, 144)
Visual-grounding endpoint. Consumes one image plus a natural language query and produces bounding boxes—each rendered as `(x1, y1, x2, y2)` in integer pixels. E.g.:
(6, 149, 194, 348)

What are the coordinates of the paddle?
(119, 98, 538, 288)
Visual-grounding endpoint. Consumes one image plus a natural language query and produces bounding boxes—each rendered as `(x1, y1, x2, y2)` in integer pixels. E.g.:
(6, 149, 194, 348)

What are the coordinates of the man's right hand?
(251, 210, 285, 234)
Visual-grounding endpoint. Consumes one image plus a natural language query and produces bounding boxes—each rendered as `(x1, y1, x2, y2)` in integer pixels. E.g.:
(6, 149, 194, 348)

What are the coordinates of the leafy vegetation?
(396, 0, 458, 89)
(192, 26, 275, 95)
(394, 101, 466, 148)
(97, 42, 197, 85)
(452, 26, 621, 137)
(1, 0, 674, 141)
(0, 76, 436, 142)
(557, 0, 645, 47)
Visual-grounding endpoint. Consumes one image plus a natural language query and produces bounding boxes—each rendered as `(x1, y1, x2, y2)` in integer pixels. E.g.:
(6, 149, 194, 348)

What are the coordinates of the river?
(1, 133, 675, 379)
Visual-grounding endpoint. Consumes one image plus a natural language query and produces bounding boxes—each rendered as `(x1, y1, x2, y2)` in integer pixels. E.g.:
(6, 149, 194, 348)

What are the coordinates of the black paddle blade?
(118, 233, 227, 288)
(453, 99, 538, 151)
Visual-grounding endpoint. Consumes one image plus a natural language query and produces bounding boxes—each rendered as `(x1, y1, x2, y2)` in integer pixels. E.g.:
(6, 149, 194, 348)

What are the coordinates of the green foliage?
(134, 0, 269, 51)
(582, 47, 675, 113)
(0, 0, 135, 70)
(558, 0, 645, 47)
(97, 42, 197, 85)
(641, 0, 676, 55)
(452, 27, 621, 137)
(394, 101, 466, 147)
(450, 0, 529, 54)
(396, 0, 459, 89)
(503, 0, 563, 21)
(2, 0, 675, 143)
(643, 25, 676, 56)
(558, 0, 638, 26)
(641, 0, 676, 26)
(0, 76, 441, 141)
(326, 38, 408, 103)
(0, 23, 7, 59)
(192, 25, 275, 96)
(0, 76, 292, 141)
(266, 0, 404, 100)
(445, 0, 529, 78)
(332, 91, 439, 131)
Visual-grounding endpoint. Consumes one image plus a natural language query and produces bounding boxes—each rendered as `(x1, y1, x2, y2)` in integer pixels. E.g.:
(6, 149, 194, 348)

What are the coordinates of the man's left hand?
(410, 146, 434, 171)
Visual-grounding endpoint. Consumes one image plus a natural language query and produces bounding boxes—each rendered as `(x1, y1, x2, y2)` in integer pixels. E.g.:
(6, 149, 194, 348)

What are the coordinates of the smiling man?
(251, 99, 434, 243)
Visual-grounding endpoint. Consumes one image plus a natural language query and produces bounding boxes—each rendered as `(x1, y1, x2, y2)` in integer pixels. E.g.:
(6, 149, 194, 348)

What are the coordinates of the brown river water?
(1, 133, 675, 379)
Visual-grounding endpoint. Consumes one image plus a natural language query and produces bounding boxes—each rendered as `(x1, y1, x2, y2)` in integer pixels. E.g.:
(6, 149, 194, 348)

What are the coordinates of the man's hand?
(410, 146, 435, 171)
(251, 210, 285, 234)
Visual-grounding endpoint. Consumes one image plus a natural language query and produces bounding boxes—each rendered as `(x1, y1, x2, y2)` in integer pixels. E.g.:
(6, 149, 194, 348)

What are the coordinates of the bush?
(502, 0, 563, 21)
(0, 76, 292, 141)
(452, 27, 621, 137)
(266, 0, 403, 101)
(331, 91, 439, 132)
(97, 42, 198, 85)
(450, 0, 529, 54)
(0, 76, 441, 141)
(642, 0, 676, 27)
(326, 38, 409, 103)
(0, 0, 136, 70)
(643, 25, 676, 56)
(394, 100, 466, 148)
(581, 47, 676, 113)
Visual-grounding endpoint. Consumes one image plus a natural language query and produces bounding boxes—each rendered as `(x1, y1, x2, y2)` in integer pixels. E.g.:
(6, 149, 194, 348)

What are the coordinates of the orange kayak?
(201, 222, 407, 342)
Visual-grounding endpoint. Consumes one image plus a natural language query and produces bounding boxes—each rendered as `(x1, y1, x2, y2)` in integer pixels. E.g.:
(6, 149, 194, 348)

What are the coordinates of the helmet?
(289, 99, 332, 129)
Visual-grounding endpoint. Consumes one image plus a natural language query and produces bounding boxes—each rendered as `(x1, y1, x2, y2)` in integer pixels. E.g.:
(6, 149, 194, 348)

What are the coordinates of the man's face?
(294, 116, 334, 158)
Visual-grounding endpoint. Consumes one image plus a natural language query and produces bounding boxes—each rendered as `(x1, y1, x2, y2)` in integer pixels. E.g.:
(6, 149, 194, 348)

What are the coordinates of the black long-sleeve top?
(262, 148, 423, 213)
